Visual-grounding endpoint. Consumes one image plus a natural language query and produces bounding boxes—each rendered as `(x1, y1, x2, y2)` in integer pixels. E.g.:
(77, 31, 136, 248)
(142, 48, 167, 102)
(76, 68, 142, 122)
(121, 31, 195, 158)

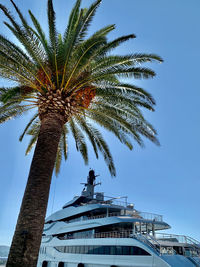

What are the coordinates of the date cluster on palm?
(38, 87, 96, 121)
(36, 68, 96, 121)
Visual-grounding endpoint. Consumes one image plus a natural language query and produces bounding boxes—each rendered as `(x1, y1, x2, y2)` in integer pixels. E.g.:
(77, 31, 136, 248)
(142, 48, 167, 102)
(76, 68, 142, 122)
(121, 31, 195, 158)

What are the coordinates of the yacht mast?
(81, 170, 100, 199)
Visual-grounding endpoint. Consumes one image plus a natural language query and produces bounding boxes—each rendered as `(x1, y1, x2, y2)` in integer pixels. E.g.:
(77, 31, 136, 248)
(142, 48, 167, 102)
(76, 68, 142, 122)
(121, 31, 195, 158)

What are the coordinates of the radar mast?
(81, 170, 100, 199)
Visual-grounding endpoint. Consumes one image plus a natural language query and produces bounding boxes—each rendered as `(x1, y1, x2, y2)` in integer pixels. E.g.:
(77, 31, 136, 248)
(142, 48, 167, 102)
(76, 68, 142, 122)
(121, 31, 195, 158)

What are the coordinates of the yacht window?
(79, 245, 85, 254)
(122, 246, 130, 255)
(77, 264, 84, 267)
(88, 246, 94, 254)
(57, 246, 65, 253)
(76, 246, 80, 254)
(133, 246, 150, 255)
(42, 261, 48, 267)
(84, 246, 89, 254)
(54, 245, 150, 256)
(110, 246, 115, 255)
(58, 262, 64, 267)
(104, 246, 110, 255)
(115, 246, 122, 255)
(68, 246, 72, 253)
(71, 246, 76, 254)
(98, 246, 105, 255)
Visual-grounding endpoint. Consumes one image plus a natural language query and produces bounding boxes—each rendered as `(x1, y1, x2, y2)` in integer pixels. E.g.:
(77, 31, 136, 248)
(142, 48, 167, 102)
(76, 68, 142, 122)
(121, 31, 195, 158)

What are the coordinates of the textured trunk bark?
(6, 113, 64, 267)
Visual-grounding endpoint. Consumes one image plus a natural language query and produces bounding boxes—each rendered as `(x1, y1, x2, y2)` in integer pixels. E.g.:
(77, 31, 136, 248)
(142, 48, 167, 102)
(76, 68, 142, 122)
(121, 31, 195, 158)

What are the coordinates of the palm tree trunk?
(6, 113, 64, 267)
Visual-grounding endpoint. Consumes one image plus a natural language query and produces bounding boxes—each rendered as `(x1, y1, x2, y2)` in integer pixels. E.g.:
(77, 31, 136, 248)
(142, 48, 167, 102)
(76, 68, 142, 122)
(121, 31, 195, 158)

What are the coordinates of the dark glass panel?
(93, 246, 99, 254)
(84, 246, 89, 254)
(76, 246, 80, 254)
(104, 246, 110, 255)
(133, 246, 151, 256)
(71, 246, 75, 254)
(115, 246, 122, 255)
(80, 246, 84, 254)
(122, 246, 130, 255)
(110, 246, 116, 255)
(68, 246, 72, 253)
(42, 261, 48, 267)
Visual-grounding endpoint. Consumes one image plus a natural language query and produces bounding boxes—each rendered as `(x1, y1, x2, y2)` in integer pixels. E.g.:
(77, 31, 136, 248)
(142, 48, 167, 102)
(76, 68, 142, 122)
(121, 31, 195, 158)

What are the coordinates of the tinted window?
(115, 246, 122, 255)
(122, 246, 130, 255)
(98, 246, 105, 254)
(133, 246, 150, 256)
(54, 245, 150, 256)
(110, 246, 115, 255)
(88, 246, 99, 254)
(104, 246, 110, 255)
(79, 246, 84, 254)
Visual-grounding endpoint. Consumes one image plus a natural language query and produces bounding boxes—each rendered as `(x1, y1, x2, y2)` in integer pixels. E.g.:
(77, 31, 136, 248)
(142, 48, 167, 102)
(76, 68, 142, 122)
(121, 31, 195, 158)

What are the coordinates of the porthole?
(42, 261, 48, 267)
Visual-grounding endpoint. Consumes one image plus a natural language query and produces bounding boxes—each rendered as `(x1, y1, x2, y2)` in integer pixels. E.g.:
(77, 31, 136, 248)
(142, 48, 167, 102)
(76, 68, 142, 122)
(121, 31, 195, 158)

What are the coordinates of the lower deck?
(37, 234, 200, 267)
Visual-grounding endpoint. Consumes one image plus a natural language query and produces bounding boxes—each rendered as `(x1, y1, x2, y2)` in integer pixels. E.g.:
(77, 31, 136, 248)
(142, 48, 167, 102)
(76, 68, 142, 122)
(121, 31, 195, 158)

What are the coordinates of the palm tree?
(0, 0, 162, 266)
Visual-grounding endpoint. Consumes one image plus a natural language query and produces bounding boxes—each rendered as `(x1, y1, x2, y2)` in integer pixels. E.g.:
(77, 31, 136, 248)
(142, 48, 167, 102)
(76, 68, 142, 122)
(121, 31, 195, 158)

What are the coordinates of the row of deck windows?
(54, 245, 151, 256)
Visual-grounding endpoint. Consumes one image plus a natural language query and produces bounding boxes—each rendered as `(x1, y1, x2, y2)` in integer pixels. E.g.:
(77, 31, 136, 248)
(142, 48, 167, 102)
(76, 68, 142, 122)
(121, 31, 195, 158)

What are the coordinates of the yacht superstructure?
(37, 171, 200, 267)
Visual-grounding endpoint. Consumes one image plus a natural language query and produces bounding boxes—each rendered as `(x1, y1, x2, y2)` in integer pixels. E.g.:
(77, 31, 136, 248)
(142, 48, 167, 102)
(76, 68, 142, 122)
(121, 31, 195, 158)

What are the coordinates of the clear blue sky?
(0, 0, 200, 246)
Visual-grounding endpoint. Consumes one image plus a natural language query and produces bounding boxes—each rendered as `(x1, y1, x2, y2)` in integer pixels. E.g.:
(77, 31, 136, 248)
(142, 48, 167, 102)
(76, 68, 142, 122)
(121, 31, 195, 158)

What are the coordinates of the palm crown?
(0, 0, 162, 176)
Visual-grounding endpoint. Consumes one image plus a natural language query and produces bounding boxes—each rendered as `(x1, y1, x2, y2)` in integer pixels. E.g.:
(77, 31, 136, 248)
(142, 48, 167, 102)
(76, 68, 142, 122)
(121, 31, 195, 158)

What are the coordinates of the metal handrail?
(94, 230, 134, 239)
(85, 212, 120, 220)
(83, 211, 162, 222)
(155, 233, 200, 245)
(134, 233, 160, 255)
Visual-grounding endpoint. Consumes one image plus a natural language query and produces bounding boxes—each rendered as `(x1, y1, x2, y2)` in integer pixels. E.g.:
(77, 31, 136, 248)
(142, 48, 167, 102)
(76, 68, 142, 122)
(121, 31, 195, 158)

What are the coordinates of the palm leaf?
(70, 118, 88, 164)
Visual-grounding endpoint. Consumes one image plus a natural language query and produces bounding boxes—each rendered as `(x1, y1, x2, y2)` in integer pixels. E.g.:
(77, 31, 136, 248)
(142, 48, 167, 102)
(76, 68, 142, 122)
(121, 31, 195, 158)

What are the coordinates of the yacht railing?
(137, 212, 163, 222)
(59, 230, 175, 255)
(58, 230, 200, 256)
(83, 211, 162, 222)
(135, 233, 162, 255)
(155, 233, 200, 246)
(85, 212, 121, 220)
(58, 230, 200, 257)
(101, 198, 163, 222)
(94, 230, 134, 239)
(100, 198, 128, 207)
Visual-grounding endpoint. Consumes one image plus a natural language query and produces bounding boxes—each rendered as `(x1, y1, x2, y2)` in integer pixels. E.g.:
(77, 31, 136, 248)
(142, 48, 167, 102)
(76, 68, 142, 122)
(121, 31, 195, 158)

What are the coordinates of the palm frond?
(28, 10, 51, 58)
(97, 34, 136, 56)
(48, 0, 57, 50)
(62, 125, 68, 160)
(91, 127, 116, 176)
(55, 141, 62, 176)
(70, 118, 88, 164)
(0, 104, 27, 123)
(19, 113, 38, 141)
(63, 0, 81, 43)
(0, 86, 21, 103)
(9, 0, 31, 35)
(75, 116, 99, 158)
(78, 0, 102, 40)
(25, 134, 38, 155)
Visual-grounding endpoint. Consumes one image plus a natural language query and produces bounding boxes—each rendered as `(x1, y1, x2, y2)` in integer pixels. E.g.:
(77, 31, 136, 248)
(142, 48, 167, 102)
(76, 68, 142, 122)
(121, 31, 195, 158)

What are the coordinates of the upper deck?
(47, 170, 164, 225)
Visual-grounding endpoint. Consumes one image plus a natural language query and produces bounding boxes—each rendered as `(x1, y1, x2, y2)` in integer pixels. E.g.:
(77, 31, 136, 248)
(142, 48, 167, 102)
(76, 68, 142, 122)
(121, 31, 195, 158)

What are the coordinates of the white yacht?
(37, 170, 200, 267)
